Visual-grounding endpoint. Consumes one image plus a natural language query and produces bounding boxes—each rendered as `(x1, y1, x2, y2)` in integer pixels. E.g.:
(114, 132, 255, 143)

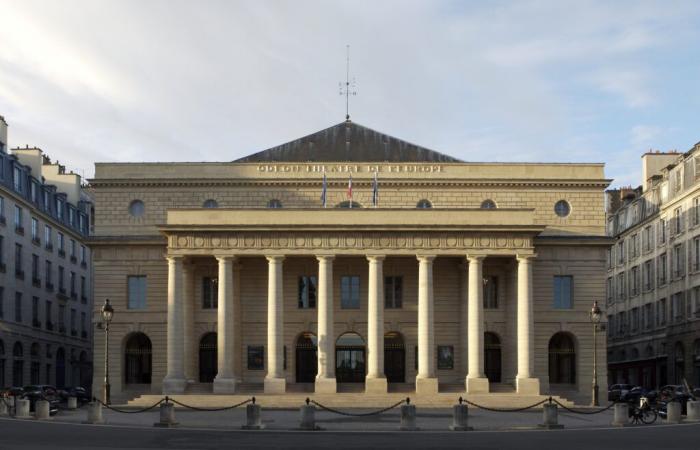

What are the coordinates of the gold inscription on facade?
(256, 164, 444, 174)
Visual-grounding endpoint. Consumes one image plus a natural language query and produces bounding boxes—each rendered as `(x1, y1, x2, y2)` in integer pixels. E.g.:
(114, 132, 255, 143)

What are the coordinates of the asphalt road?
(1, 418, 699, 450)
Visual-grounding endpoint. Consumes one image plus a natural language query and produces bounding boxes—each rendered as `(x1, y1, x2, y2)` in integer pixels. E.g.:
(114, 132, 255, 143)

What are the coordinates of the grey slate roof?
(234, 121, 461, 163)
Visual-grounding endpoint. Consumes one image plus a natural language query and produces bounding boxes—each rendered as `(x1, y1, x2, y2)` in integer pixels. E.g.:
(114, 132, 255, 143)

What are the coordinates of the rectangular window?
(437, 345, 454, 370)
(70, 239, 76, 259)
(14, 205, 22, 231)
(45, 301, 52, 329)
(631, 266, 639, 296)
(0, 235, 4, 266)
(672, 292, 684, 322)
(42, 190, 49, 211)
(643, 226, 652, 251)
(70, 308, 76, 334)
(553, 275, 573, 309)
(31, 217, 38, 242)
(15, 292, 22, 322)
(616, 273, 625, 300)
(617, 241, 624, 263)
(58, 266, 65, 292)
(630, 307, 639, 332)
(644, 303, 653, 329)
(80, 245, 86, 264)
(673, 244, 683, 278)
(297, 276, 317, 309)
(32, 296, 39, 325)
(45, 260, 52, 286)
(30, 181, 38, 203)
(68, 208, 75, 227)
(630, 234, 638, 258)
(57, 232, 64, 253)
(694, 238, 700, 272)
(58, 305, 65, 330)
(658, 253, 667, 284)
(694, 197, 700, 226)
(14, 244, 22, 277)
(659, 219, 666, 244)
(56, 198, 64, 220)
(384, 276, 403, 309)
(31, 254, 39, 281)
(127, 276, 147, 309)
(483, 276, 498, 309)
(340, 275, 360, 309)
(70, 271, 76, 297)
(202, 277, 218, 309)
(674, 207, 683, 234)
(0, 287, 4, 319)
(81, 312, 86, 337)
(247, 346, 265, 370)
(13, 166, 22, 192)
(606, 277, 613, 302)
(80, 276, 86, 302)
(44, 225, 52, 249)
(643, 260, 653, 291)
(658, 298, 667, 325)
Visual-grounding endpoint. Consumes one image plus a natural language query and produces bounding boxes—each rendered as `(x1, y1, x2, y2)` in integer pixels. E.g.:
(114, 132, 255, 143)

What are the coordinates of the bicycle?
(628, 396, 657, 425)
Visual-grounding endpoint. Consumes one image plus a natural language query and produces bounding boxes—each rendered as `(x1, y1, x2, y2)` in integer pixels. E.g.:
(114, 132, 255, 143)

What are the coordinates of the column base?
(162, 377, 187, 394)
(213, 376, 237, 394)
(465, 376, 489, 394)
(365, 376, 388, 394)
(415, 376, 439, 395)
(315, 376, 337, 394)
(264, 377, 287, 394)
(516, 377, 541, 395)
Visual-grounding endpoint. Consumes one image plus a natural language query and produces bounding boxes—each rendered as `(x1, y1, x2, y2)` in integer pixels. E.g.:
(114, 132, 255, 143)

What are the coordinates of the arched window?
(631, 347, 640, 360)
(128, 200, 145, 218)
(548, 333, 576, 384)
(202, 199, 218, 208)
(336, 201, 362, 209)
(480, 199, 497, 209)
(125, 333, 152, 384)
(384, 332, 405, 383)
(267, 199, 283, 208)
(484, 332, 502, 383)
(554, 200, 571, 218)
(295, 332, 318, 383)
(13, 342, 24, 387)
(336, 332, 365, 383)
(416, 199, 432, 209)
(645, 345, 655, 359)
(199, 332, 217, 383)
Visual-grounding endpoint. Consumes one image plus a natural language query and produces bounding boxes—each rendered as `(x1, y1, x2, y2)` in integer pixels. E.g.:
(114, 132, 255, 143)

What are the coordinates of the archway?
(124, 333, 152, 384)
(295, 332, 318, 383)
(336, 332, 365, 383)
(56, 347, 65, 388)
(484, 332, 502, 383)
(199, 332, 217, 382)
(674, 342, 685, 384)
(384, 332, 405, 383)
(12, 342, 23, 387)
(548, 332, 576, 384)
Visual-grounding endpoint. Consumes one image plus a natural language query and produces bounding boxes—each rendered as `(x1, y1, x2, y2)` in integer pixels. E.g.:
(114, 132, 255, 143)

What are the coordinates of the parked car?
(657, 385, 692, 415)
(608, 384, 633, 401)
(59, 386, 91, 404)
(621, 386, 658, 404)
(0, 387, 25, 398)
(22, 385, 60, 415)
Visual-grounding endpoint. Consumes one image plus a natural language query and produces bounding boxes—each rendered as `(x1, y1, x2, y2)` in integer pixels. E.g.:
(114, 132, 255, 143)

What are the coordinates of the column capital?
(466, 254, 487, 263)
(214, 254, 237, 263)
(516, 253, 537, 262)
(166, 255, 185, 263)
(416, 254, 437, 263)
(367, 255, 386, 263)
(265, 255, 285, 263)
(316, 254, 335, 262)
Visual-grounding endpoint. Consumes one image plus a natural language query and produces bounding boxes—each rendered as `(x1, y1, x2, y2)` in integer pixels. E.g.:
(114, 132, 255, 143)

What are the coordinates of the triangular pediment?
(234, 121, 461, 163)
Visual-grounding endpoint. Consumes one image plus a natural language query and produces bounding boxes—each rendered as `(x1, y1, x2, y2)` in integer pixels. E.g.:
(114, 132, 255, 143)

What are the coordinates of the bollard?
(67, 396, 78, 410)
(666, 401, 682, 424)
(539, 402, 564, 429)
(0, 399, 8, 416)
(153, 400, 178, 428)
(611, 403, 628, 427)
(686, 400, 700, 422)
(84, 402, 104, 424)
(299, 399, 319, 430)
(242, 399, 264, 430)
(449, 399, 472, 431)
(400, 398, 418, 431)
(35, 400, 51, 420)
(15, 399, 31, 419)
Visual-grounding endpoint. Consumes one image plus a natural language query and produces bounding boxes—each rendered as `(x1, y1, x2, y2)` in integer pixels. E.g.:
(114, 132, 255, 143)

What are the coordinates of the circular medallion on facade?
(195, 237, 205, 247)
(244, 236, 255, 247)
(480, 236, 490, 247)
(430, 237, 440, 247)
(380, 237, 390, 247)
(211, 237, 221, 247)
(513, 237, 523, 247)
(312, 237, 322, 247)
(414, 237, 423, 246)
(463, 237, 473, 246)
(346, 237, 356, 246)
(278, 237, 288, 247)
(295, 237, 306, 247)
(329, 237, 339, 247)
(177, 237, 188, 247)
(447, 237, 457, 247)
(397, 236, 406, 247)
(261, 237, 271, 247)
(496, 237, 507, 247)
(362, 236, 373, 247)
(228, 237, 238, 246)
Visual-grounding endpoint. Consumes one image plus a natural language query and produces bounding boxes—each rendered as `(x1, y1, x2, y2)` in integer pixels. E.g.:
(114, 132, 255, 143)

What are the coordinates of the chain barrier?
(168, 397, 254, 411)
(459, 396, 547, 412)
(309, 397, 408, 417)
(93, 397, 165, 414)
(551, 398, 617, 415)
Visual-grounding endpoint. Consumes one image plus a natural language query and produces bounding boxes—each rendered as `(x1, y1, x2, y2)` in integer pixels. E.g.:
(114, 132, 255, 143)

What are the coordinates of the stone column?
(163, 256, 187, 393)
(213, 255, 237, 393)
(315, 255, 336, 393)
(466, 255, 489, 394)
(183, 261, 196, 383)
(416, 255, 438, 394)
(459, 262, 469, 379)
(366, 255, 387, 393)
(265, 256, 286, 393)
(516, 254, 540, 394)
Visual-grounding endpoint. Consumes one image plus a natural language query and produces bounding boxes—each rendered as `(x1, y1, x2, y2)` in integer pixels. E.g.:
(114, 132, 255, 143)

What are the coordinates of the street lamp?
(101, 299, 114, 405)
(590, 300, 602, 406)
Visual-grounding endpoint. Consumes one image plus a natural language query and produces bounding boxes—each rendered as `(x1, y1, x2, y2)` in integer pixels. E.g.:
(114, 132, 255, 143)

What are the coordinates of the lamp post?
(101, 299, 114, 405)
(590, 300, 602, 406)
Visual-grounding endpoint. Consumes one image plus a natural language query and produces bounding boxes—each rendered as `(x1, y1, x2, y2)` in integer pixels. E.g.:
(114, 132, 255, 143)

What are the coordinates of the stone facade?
(606, 145, 700, 389)
(89, 121, 610, 404)
(0, 116, 93, 390)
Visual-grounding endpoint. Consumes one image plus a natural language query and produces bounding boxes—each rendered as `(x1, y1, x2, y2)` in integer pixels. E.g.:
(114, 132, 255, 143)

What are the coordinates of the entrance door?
(384, 332, 405, 383)
(199, 333, 217, 383)
(295, 332, 318, 383)
(484, 332, 502, 383)
(336, 333, 366, 383)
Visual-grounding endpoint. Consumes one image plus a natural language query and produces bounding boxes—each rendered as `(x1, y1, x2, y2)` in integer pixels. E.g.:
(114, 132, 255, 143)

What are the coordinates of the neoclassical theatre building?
(90, 121, 610, 403)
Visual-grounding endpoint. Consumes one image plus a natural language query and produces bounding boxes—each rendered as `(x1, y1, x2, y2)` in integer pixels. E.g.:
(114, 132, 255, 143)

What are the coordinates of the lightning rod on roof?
(339, 44, 357, 121)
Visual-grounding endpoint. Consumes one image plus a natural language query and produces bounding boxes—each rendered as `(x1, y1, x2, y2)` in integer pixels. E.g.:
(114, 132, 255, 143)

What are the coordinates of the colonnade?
(162, 253, 540, 395)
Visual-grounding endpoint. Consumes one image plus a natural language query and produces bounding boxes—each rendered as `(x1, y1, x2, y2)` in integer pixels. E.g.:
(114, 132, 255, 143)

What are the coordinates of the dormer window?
(481, 199, 497, 209)
(416, 199, 432, 209)
(203, 199, 218, 208)
(13, 166, 22, 192)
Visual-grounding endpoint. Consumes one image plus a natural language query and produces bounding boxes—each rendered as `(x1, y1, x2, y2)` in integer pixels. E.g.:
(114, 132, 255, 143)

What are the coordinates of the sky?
(0, 0, 699, 188)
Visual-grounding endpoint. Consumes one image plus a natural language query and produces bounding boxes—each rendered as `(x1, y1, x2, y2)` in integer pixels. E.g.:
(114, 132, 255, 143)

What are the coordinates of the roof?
(233, 120, 461, 163)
